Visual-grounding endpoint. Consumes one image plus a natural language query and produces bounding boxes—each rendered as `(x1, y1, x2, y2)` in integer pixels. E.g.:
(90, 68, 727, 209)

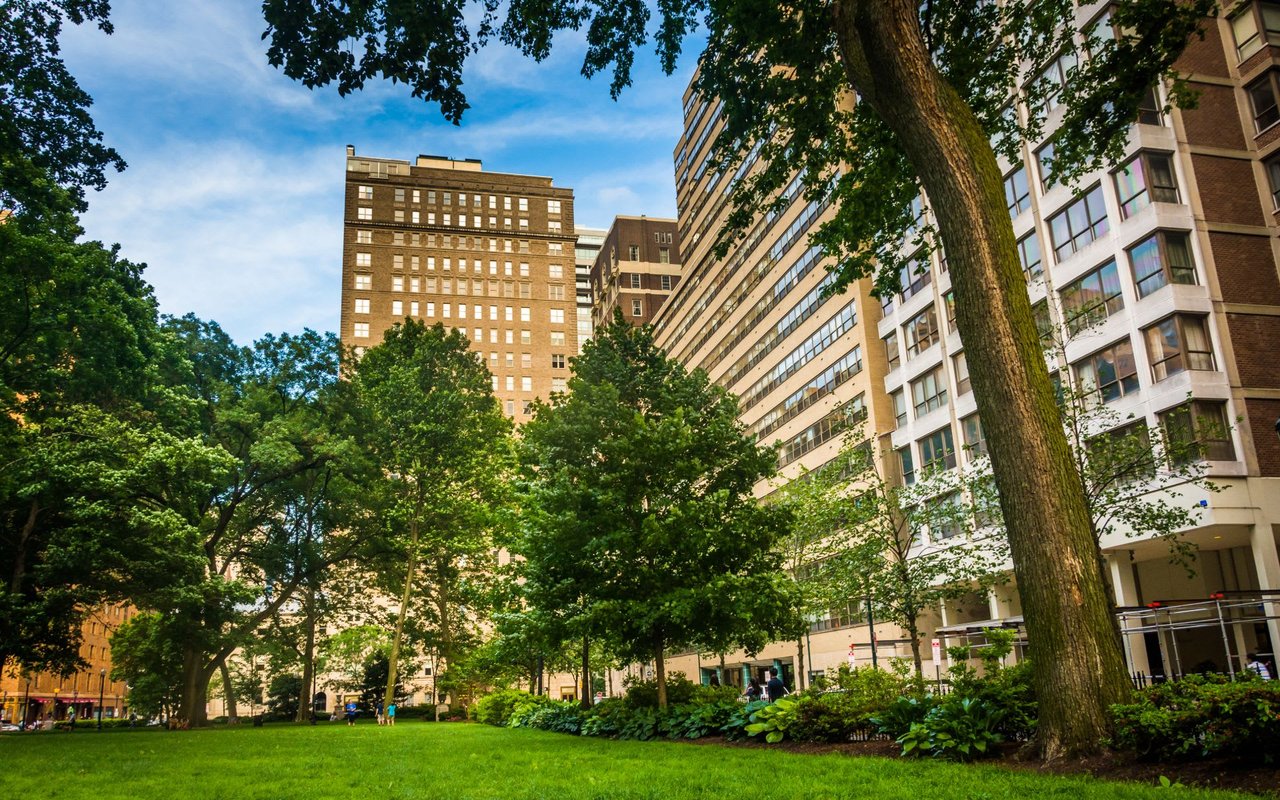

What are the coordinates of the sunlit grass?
(0, 721, 1251, 799)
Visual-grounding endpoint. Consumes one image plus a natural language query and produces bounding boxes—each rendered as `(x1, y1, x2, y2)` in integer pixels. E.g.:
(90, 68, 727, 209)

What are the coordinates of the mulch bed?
(683, 736, 1278, 797)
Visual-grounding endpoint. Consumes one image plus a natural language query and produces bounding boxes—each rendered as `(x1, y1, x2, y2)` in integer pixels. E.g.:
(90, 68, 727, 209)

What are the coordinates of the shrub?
(519, 702, 584, 735)
(967, 660, 1036, 741)
(792, 692, 875, 743)
(664, 700, 738, 739)
(474, 689, 534, 727)
(580, 698, 630, 738)
(393, 704, 437, 721)
(722, 699, 768, 741)
(898, 697, 1004, 761)
(622, 673, 699, 708)
(744, 696, 800, 743)
(507, 694, 557, 728)
(1110, 673, 1280, 763)
(616, 706, 665, 741)
(871, 695, 939, 739)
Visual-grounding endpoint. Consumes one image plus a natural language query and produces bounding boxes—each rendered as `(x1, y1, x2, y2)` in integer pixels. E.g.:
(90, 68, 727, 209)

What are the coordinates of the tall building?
(650, 79, 897, 690)
(574, 226, 607, 353)
(649, 9, 1280, 689)
(340, 147, 577, 422)
(590, 216, 683, 327)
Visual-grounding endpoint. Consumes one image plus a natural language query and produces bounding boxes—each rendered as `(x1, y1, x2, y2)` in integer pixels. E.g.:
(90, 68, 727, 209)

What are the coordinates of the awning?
(934, 616, 1024, 635)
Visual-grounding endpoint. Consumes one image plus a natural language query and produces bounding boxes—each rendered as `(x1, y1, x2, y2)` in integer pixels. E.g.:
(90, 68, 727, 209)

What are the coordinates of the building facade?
(340, 147, 578, 423)
(575, 227, 607, 352)
(1, 604, 134, 726)
(590, 216, 683, 327)
(644, 8, 1280, 690)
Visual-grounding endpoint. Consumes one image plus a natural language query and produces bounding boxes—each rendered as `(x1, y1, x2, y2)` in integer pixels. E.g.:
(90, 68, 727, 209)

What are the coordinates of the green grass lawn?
(0, 722, 1252, 799)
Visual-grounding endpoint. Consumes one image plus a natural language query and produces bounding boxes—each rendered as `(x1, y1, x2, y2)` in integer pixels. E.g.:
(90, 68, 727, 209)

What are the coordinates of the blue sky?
(59, 1, 700, 345)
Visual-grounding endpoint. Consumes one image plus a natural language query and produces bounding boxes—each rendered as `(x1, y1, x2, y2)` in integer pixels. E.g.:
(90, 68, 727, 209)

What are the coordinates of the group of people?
(341, 700, 397, 726)
(740, 669, 789, 703)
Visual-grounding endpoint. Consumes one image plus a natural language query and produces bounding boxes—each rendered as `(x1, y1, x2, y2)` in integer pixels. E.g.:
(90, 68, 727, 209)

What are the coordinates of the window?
(631, 299, 644, 316)
(1128, 231, 1196, 298)
(354, 273, 372, 290)
(427, 302, 435, 317)
(628, 244, 640, 260)
(1267, 156, 1280, 209)
(520, 330, 531, 345)
(1232, 3, 1280, 60)
(953, 352, 971, 394)
(550, 308, 565, 324)
(357, 207, 372, 220)
(1036, 141, 1058, 191)
(1048, 185, 1109, 260)
(1137, 86, 1163, 126)
(1144, 315, 1215, 381)
(548, 221, 562, 234)
(518, 197, 528, 212)
(548, 285, 565, 300)
(551, 377, 567, 392)
(392, 276, 404, 292)
(898, 252, 931, 300)
(899, 447, 916, 486)
(892, 390, 907, 428)
(547, 199, 561, 214)
(411, 302, 419, 316)
(1031, 50, 1077, 117)
(1248, 73, 1280, 131)
(1018, 231, 1043, 280)
(551, 354, 566, 369)
(443, 303, 451, 318)
(928, 493, 962, 541)
(904, 306, 940, 357)
(884, 331, 901, 371)
(1060, 260, 1124, 334)
(549, 264, 563, 279)
(920, 426, 957, 473)
(357, 185, 373, 200)
(393, 254, 404, 270)
(911, 368, 948, 417)
(520, 307, 531, 322)
(394, 210, 404, 223)
(660, 275, 673, 291)
(1160, 400, 1235, 463)
(354, 298, 370, 314)
(356, 230, 372, 244)
(961, 415, 987, 458)
(550, 331, 566, 346)
(353, 322, 369, 338)
(391, 300, 403, 316)
(1004, 166, 1031, 217)
(1113, 152, 1178, 218)
(411, 211, 420, 224)
(629, 273, 642, 288)
(521, 376, 532, 392)
(659, 247, 671, 264)
(943, 291, 956, 328)
(1073, 339, 1140, 404)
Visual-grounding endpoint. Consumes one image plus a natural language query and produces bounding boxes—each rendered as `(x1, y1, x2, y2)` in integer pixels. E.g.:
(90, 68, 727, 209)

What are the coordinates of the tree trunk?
(385, 514, 421, 709)
(177, 645, 214, 727)
(831, 1, 1132, 759)
(795, 639, 806, 692)
(219, 661, 239, 723)
(580, 635, 591, 710)
(296, 586, 317, 723)
(654, 640, 667, 709)
(907, 621, 924, 677)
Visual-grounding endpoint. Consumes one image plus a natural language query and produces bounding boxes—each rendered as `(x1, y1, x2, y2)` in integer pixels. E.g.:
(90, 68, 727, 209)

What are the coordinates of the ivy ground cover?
(0, 722, 1254, 799)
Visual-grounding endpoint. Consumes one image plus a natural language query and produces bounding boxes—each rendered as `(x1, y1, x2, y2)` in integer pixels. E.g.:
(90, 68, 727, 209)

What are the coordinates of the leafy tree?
(110, 612, 186, 720)
(518, 316, 798, 708)
(350, 319, 512, 711)
(266, 673, 304, 719)
(1, 1, 126, 218)
(261, 0, 1218, 757)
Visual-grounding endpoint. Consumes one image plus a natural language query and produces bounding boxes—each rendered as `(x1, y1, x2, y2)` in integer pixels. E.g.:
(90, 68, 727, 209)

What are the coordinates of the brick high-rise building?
(340, 148, 577, 422)
(590, 216, 682, 328)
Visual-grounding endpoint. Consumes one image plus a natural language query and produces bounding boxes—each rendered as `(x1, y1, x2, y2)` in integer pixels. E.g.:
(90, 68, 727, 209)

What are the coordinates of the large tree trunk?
(654, 640, 667, 709)
(831, 1, 1131, 760)
(297, 587, 317, 723)
(219, 661, 239, 723)
(385, 514, 421, 709)
(177, 645, 214, 727)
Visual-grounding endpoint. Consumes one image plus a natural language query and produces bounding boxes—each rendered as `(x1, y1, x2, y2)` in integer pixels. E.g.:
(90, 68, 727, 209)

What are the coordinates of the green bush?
(1110, 673, 1280, 763)
(622, 673, 699, 708)
(580, 698, 630, 738)
(792, 691, 875, 743)
(664, 700, 738, 739)
(516, 702, 584, 735)
(722, 699, 767, 741)
(506, 694, 557, 728)
(871, 695, 939, 739)
(898, 697, 1004, 761)
(474, 689, 534, 727)
(393, 704, 437, 721)
(744, 696, 800, 743)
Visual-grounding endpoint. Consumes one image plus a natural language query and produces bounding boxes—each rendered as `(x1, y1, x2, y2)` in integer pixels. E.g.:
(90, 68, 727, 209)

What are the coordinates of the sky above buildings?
(59, 0, 699, 344)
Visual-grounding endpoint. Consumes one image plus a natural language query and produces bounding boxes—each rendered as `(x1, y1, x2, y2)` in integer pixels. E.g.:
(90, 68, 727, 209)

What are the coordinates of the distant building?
(574, 227, 607, 353)
(340, 147, 577, 424)
(1, 604, 134, 726)
(590, 216, 682, 328)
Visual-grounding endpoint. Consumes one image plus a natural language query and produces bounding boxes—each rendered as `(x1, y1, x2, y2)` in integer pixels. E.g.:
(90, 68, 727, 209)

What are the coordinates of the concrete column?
(986, 590, 1001, 622)
(1109, 552, 1151, 677)
(1250, 523, 1280, 661)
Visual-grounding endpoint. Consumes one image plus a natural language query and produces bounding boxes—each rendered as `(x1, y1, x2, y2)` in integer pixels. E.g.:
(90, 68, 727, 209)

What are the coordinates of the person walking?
(67, 708, 76, 732)
(344, 700, 358, 726)
(386, 702, 397, 726)
(742, 677, 762, 703)
(1246, 652, 1273, 680)
(765, 669, 788, 703)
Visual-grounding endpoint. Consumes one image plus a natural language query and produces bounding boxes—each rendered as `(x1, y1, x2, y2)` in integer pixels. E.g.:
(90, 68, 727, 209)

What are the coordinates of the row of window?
(620, 244, 674, 263)
(490, 375, 569, 393)
(354, 204, 564, 233)
(620, 272, 675, 290)
(355, 229, 566, 256)
(351, 302, 568, 332)
(357, 185, 555, 215)
(354, 275, 565, 300)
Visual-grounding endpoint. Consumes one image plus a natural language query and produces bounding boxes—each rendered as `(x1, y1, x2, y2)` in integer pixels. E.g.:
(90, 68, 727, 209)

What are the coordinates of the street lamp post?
(97, 669, 106, 731)
(20, 676, 30, 731)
